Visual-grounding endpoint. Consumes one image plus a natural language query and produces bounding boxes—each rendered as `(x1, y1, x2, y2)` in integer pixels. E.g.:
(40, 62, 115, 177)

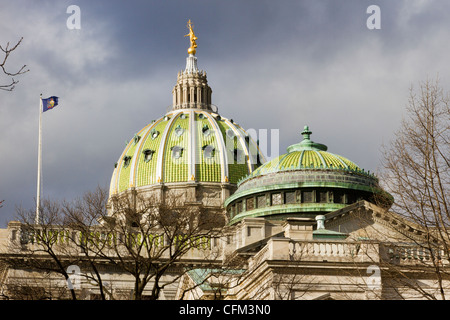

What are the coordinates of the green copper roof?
(225, 126, 387, 225)
(109, 110, 266, 195)
(241, 126, 372, 184)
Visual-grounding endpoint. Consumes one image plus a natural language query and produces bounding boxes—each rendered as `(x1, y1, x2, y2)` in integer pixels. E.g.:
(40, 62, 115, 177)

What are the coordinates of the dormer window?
(150, 129, 159, 140)
(226, 129, 235, 139)
(174, 125, 184, 137)
(203, 145, 215, 159)
(133, 134, 141, 145)
(142, 149, 155, 163)
(202, 124, 211, 136)
(171, 146, 183, 159)
(123, 156, 132, 168)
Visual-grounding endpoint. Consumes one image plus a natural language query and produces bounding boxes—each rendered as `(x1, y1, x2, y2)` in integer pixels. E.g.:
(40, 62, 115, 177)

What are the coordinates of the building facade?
(0, 22, 449, 300)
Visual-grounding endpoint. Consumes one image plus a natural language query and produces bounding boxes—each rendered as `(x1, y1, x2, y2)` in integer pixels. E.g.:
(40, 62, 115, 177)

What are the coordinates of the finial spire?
(301, 125, 312, 140)
(172, 20, 213, 111)
(185, 19, 198, 55)
(286, 125, 328, 153)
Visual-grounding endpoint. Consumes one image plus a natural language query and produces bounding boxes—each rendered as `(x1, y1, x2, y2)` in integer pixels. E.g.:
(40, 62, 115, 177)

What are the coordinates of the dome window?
(226, 129, 235, 139)
(164, 115, 170, 121)
(199, 113, 206, 119)
(246, 198, 254, 211)
(171, 146, 184, 159)
(244, 134, 250, 146)
(302, 190, 314, 203)
(257, 195, 266, 208)
(318, 191, 328, 203)
(285, 191, 296, 204)
(133, 134, 141, 145)
(236, 201, 242, 214)
(334, 190, 347, 204)
(203, 145, 215, 159)
(271, 193, 282, 206)
(142, 149, 155, 163)
(202, 124, 211, 136)
(150, 129, 160, 140)
(180, 113, 187, 119)
(123, 156, 132, 168)
(174, 125, 184, 137)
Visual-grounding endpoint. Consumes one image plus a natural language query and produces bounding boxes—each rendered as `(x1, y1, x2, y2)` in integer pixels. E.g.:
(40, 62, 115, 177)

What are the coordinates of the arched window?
(142, 149, 155, 163)
(171, 146, 184, 159)
(123, 156, 132, 168)
(174, 125, 184, 137)
(202, 124, 211, 136)
(150, 129, 159, 140)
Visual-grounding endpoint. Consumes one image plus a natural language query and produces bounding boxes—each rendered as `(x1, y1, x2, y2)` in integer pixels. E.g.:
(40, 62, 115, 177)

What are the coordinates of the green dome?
(225, 126, 389, 225)
(109, 109, 265, 196)
(247, 126, 363, 179)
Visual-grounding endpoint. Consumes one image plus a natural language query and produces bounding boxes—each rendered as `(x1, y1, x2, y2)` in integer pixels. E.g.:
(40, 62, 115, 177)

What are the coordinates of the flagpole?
(36, 94, 43, 225)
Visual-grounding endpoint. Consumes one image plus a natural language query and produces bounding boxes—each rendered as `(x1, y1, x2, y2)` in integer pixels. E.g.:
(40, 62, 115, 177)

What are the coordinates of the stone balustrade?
(4, 222, 222, 261)
(289, 240, 380, 263)
(248, 237, 450, 269)
(382, 243, 449, 266)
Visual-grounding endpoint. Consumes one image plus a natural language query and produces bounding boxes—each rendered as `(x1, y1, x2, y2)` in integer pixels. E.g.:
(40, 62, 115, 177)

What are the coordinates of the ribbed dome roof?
(241, 126, 370, 183)
(224, 126, 388, 225)
(109, 109, 265, 196)
(249, 149, 362, 178)
(109, 24, 267, 197)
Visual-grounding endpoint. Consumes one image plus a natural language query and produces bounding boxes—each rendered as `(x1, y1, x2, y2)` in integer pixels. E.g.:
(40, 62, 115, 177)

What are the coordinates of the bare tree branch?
(2, 186, 227, 300)
(375, 77, 450, 299)
(0, 37, 29, 91)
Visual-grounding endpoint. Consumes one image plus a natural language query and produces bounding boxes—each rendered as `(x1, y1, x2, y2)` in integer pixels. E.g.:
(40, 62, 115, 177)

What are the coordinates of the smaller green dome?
(225, 126, 390, 225)
(245, 125, 365, 181)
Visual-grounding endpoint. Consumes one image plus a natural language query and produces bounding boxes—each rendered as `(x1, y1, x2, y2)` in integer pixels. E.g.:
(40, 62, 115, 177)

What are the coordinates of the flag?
(42, 96, 59, 112)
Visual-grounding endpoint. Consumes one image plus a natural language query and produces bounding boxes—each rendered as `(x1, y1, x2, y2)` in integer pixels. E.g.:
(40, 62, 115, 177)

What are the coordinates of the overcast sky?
(1, 0, 449, 227)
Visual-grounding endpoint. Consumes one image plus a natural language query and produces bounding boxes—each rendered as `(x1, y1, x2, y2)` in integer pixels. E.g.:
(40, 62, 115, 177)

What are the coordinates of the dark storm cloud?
(1, 0, 450, 226)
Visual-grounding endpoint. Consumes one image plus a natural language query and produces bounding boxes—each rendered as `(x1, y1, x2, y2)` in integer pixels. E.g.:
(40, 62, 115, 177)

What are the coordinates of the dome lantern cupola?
(172, 19, 213, 111)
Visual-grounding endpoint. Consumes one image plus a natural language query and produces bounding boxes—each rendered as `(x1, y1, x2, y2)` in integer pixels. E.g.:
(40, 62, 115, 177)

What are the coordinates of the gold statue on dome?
(185, 19, 198, 55)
